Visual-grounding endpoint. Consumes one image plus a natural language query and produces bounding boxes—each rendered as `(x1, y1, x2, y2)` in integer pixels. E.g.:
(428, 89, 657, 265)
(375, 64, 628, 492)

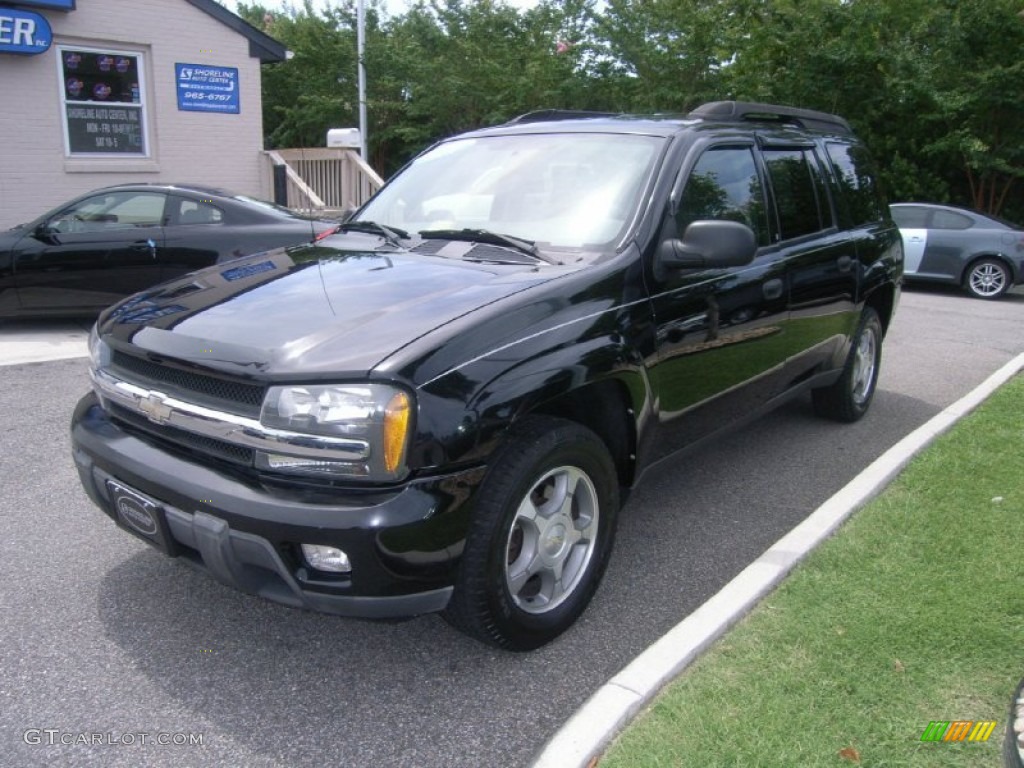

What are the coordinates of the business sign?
(175, 63, 239, 114)
(8, 0, 74, 9)
(0, 7, 52, 55)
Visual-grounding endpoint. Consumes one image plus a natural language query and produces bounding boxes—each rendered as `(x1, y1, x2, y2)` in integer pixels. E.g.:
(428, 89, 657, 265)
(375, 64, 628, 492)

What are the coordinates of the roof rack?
(505, 109, 620, 125)
(689, 100, 852, 135)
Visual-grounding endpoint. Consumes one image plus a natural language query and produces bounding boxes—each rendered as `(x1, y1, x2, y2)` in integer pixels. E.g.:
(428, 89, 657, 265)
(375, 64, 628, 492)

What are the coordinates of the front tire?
(964, 258, 1010, 299)
(812, 306, 882, 423)
(443, 417, 619, 650)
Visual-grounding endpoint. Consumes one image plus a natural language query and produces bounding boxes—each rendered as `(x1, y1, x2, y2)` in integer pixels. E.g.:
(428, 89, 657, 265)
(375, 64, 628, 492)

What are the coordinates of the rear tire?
(812, 306, 882, 423)
(443, 417, 619, 650)
(964, 258, 1010, 299)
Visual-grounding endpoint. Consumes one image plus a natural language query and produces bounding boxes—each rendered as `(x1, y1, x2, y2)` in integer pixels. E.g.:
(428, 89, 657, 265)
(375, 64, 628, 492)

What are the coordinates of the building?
(0, 0, 286, 229)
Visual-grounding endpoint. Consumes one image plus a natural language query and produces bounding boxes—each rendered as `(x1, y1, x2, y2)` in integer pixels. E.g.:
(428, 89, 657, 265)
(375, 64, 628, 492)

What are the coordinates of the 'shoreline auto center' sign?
(0, 6, 53, 55)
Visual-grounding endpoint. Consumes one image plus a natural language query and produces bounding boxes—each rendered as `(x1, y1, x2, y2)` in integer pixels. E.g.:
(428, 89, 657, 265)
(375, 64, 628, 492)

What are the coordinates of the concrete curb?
(531, 351, 1024, 768)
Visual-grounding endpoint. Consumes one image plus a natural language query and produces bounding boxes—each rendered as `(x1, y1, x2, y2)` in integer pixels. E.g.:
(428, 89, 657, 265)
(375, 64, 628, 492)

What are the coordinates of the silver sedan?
(890, 202, 1024, 299)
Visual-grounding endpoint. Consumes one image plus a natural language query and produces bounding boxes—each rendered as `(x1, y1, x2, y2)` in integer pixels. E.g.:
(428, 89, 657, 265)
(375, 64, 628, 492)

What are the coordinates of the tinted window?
(763, 148, 827, 240)
(176, 198, 224, 225)
(826, 142, 885, 225)
(890, 206, 930, 228)
(677, 146, 769, 246)
(931, 210, 973, 230)
(50, 191, 165, 233)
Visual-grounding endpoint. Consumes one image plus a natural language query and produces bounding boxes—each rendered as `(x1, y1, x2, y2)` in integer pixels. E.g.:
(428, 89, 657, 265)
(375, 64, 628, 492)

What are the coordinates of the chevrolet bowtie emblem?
(139, 393, 173, 425)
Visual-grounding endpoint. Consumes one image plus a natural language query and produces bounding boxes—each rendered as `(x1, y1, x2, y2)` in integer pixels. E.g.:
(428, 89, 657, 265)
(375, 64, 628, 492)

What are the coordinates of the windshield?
(359, 133, 663, 250)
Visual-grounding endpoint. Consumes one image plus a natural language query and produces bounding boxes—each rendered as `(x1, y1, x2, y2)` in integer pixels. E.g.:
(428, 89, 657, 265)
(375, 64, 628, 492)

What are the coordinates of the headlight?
(88, 324, 111, 371)
(258, 384, 412, 480)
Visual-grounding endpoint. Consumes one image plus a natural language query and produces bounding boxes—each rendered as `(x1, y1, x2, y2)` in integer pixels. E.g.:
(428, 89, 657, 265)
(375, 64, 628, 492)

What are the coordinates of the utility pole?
(357, 0, 367, 161)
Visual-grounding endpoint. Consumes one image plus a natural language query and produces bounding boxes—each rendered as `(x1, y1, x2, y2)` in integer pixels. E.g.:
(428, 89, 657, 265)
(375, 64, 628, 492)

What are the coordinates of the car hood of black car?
(0, 224, 29, 251)
(98, 243, 565, 376)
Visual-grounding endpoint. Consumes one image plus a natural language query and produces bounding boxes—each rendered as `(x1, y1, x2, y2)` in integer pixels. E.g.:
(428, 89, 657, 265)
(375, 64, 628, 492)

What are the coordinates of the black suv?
(72, 102, 902, 650)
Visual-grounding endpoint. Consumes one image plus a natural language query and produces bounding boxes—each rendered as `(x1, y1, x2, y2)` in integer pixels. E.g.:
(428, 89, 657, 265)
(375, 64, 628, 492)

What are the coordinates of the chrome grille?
(109, 402, 254, 467)
(111, 351, 265, 417)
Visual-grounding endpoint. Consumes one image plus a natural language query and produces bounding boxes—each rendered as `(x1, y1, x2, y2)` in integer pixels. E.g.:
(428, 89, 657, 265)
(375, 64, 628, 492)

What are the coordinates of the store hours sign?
(66, 105, 144, 153)
(175, 64, 239, 114)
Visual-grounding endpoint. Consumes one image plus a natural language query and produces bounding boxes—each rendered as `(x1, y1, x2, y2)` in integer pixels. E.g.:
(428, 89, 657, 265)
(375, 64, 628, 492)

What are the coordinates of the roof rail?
(689, 100, 852, 135)
(505, 109, 620, 125)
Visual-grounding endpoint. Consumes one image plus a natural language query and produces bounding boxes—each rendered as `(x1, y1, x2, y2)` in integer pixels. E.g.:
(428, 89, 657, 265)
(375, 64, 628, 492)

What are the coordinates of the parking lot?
(1, 285, 1022, 768)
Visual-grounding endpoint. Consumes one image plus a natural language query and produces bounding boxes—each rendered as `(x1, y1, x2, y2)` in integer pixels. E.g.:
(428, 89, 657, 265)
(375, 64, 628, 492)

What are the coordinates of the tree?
(235, 0, 1024, 220)
(236, 1, 365, 150)
(915, 0, 1024, 217)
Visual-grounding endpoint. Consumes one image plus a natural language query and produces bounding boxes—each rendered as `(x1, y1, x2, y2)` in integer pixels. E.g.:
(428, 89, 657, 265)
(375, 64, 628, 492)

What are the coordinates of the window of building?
(58, 46, 148, 157)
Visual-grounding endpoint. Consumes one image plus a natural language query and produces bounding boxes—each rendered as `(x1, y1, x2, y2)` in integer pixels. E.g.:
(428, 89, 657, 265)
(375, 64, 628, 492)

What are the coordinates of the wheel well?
(961, 254, 1015, 284)
(530, 380, 637, 488)
(865, 283, 896, 336)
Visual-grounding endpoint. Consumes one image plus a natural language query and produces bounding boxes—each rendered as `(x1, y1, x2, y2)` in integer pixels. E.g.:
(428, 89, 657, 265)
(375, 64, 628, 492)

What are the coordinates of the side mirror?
(338, 204, 358, 224)
(34, 222, 59, 243)
(659, 220, 757, 270)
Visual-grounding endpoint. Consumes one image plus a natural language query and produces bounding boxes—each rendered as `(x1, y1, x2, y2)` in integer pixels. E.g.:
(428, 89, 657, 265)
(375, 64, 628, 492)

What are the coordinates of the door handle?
(132, 239, 157, 258)
(837, 255, 854, 273)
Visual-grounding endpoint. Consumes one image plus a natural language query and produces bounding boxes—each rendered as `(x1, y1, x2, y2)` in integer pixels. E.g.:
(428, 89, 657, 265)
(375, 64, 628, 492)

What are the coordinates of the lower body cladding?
(70, 394, 485, 619)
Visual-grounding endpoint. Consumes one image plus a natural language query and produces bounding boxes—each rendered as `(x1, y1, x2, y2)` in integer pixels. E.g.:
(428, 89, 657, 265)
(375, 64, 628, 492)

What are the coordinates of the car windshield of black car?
(358, 133, 664, 252)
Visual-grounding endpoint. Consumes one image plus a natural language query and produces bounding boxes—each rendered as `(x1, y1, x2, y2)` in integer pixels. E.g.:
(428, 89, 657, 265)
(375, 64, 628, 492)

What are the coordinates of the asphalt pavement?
(1, 285, 1022, 768)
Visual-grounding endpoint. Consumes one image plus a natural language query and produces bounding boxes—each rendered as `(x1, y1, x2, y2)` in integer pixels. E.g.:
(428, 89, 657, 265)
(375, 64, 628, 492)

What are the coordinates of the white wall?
(0, 0, 270, 229)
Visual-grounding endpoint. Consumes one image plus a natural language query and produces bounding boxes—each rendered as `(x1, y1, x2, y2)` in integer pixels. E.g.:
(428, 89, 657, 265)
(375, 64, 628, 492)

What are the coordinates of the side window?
(49, 192, 166, 233)
(176, 198, 224, 225)
(890, 206, 930, 228)
(677, 146, 769, 246)
(762, 148, 828, 240)
(931, 210, 973, 230)
(825, 142, 885, 226)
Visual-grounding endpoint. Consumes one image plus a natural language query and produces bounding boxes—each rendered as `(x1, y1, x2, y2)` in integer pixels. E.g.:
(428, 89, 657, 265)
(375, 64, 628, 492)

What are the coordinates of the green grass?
(601, 374, 1024, 768)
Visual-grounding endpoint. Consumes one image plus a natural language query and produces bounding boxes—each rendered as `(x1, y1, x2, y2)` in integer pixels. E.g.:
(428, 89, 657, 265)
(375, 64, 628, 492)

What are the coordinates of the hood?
(99, 243, 562, 377)
(0, 224, 29, 252)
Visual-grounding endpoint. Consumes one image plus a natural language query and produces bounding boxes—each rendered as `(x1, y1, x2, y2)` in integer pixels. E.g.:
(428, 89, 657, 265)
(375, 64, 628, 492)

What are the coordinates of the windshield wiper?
(418, 228, 560, 264)
(330, 220, 409, 248)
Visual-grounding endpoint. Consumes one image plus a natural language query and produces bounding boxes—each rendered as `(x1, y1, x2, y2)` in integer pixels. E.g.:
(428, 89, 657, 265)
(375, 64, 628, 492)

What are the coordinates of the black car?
(71, 102, 902, 650)
(890, 202, 1024, 299)
(0, 183, 335, 317)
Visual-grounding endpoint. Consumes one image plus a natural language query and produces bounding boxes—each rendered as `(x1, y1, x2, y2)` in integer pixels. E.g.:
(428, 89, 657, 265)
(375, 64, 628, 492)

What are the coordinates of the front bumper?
(71, 393, 486, 618)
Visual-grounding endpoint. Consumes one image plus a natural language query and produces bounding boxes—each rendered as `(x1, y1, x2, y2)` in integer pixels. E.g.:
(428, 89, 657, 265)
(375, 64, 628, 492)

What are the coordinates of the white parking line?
(0, 325, 91, 366)
(530, 350, 1024, 768)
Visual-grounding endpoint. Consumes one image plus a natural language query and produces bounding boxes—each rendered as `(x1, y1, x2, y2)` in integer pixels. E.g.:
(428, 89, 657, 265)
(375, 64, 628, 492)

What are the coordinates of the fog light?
(301, 544, 352, 574)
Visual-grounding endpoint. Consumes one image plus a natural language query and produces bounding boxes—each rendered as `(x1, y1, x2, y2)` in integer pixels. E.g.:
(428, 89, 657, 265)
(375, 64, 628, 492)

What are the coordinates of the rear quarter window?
(826, 142, 885, 227)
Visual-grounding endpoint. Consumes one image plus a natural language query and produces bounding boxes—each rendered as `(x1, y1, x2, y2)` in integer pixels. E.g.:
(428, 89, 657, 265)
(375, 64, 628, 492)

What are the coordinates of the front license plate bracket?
(106, 480, 179, 557)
